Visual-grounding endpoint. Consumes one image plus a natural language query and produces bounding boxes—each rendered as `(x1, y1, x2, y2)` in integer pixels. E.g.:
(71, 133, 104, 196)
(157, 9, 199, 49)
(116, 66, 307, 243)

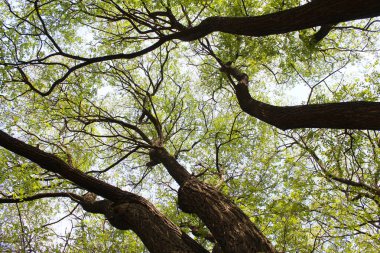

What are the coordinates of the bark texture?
(174, 0, 380, 41)
(0, 130, 207, 253)
(235, 82, 380, 130)
(152, 147, 277, 253)
(179, 177, 277, 253)
(219, 63, 380, 130)
(81, 199, 208, 253)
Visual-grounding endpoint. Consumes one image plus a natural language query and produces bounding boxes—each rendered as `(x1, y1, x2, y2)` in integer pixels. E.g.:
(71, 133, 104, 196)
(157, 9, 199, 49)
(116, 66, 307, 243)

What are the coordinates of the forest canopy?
(0, 0, 380, 252)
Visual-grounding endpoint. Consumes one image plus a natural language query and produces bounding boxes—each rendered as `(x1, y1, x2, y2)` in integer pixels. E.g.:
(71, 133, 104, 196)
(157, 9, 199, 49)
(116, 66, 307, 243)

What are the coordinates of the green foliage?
(0, 0, 380, 252)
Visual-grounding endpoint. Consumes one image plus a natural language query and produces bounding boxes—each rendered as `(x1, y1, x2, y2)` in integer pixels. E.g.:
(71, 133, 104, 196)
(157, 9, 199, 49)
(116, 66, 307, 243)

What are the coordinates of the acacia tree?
(0, 0, 380, 252)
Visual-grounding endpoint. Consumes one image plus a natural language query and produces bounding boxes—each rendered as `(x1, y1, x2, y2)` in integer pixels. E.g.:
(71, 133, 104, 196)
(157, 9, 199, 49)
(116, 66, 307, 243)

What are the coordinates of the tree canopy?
(0, 0, 380, 252)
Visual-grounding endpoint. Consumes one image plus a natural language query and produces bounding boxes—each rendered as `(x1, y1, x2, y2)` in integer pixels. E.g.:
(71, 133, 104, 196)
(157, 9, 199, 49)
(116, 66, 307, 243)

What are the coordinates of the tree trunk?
(179, 178, 276, 253)
(82, 199, 208, 253)
(152, 148, 277, 253)
(0, 130, 207, 253)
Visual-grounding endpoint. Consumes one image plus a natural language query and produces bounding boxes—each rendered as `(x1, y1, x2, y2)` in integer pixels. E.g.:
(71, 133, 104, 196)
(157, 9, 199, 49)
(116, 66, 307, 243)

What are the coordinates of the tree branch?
(0, 192, 84, 204)
(0, 130, 208, 253)
(218, 63, 380, 130)
(172, 0, 380, 41)
(312, 24, 336, 43)
(0, 129, 138, 202)
(5, 0, 380, 96)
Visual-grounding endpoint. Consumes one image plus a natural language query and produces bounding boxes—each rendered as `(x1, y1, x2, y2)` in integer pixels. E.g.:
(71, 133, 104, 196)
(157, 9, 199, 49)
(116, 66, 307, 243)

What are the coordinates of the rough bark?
(81, 199, 208, 253)
(152, 148, 277, 253)
(179, 177, 277, 253)
(219, 63, 380, 130)
(150, 148, 192, 185)
(236, 82, 380, 130)
(0, 130, 130, 202)
(0, 130, 207, 253)
(174, 0, 380, 41)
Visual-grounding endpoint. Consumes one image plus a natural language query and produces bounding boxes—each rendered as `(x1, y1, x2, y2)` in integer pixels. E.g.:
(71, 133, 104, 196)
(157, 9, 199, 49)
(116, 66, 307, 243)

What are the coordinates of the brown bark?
(234, 78, 380, 131)
(0, 130, 207, 253)
(0, 130, 130, 202)
(179, 178, 277, 253)
(15, 0, 380, 97)
(219, 63, 380, 130)
(152, 147, 277, 253)
(150, 148, 192, 185)
(81, 199, 208, 253)
(174, 0, 380, 41)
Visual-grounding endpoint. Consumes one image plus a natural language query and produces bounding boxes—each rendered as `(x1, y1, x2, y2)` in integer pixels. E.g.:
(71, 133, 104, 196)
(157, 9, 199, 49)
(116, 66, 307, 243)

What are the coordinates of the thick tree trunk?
(179, 178, 276, 253)
(81, 199, 208, 253)
(0, 130, 207, 253)
(152, 148, 277, 253)
(174, 0, 380, 41)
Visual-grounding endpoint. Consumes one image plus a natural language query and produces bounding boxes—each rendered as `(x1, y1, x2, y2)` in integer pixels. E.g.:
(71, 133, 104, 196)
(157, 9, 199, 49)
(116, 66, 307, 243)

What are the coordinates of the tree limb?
(0, 130, 208, 253)
(5, 0, 380, 96)
(218, 63, 380, 130)
(0, 192, 84, 204)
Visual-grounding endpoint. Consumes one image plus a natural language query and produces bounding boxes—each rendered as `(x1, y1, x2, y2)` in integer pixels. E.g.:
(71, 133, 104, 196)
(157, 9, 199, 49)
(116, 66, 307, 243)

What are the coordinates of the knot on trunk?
(219, 63, 249, 86)
(146, 148, 162, 167)
(82, 192, 97, 203)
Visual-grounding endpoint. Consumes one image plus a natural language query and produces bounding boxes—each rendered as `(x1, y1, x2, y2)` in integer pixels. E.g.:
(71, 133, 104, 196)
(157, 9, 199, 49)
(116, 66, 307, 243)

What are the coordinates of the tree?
(0, 0, 379, 252)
